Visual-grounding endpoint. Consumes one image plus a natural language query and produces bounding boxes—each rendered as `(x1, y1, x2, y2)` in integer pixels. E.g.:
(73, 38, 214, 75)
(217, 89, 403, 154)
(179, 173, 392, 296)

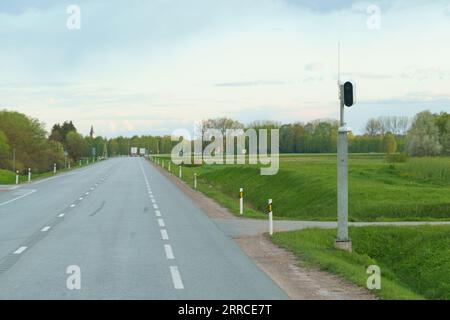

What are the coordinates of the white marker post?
(28, 168, 31, 182)
(162, 160, 165, 169)
(179, 166, 182, 179)
(168, 162, 171, 172)
(68, 161, 71, 169)
(239, 188, 244, 215)
(79, 160, 82, 167)
(268, 199, 273, 236)
(15, 170, 19, 185)
(54, 163, 57, 174)
(194, 173, 197, 189)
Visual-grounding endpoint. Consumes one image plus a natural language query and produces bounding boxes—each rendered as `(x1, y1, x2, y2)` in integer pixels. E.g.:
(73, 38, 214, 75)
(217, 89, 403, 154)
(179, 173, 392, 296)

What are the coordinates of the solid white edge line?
(164, 244, 175, 259)
(170, 266, 184, 289)
(0, 189, 37, 207)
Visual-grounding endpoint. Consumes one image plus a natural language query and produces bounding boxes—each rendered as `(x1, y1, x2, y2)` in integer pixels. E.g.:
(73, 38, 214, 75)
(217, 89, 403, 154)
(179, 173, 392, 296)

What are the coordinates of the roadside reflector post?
(194, 173, 197, 189)
(162, 160, 165, 169)
(268, 199, 273, 236)
(16, 170, 19, 185)
(28, 168, 31, 182)
(79, 160, 82, 167)
(179, 166, 182, 179)
(54, 163, 57, 174)
(68, 161, 71, 169)
(239, 188, 244, 215)
(168, 162, 171, 172)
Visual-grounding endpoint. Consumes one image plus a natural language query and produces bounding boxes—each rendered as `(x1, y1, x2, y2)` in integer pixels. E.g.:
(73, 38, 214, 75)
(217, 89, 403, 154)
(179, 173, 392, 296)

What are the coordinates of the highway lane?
(0, 157, 287, 299)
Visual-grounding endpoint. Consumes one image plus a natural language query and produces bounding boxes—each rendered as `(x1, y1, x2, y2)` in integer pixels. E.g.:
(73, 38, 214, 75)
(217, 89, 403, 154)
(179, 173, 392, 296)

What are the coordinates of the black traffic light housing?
(343, 81, 354, 107)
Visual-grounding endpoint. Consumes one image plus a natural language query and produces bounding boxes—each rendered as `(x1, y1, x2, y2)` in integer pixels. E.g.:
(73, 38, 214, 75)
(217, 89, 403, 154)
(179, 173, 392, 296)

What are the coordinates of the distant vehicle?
(139, 148, 146, 156)
(130, 147, 138, 157)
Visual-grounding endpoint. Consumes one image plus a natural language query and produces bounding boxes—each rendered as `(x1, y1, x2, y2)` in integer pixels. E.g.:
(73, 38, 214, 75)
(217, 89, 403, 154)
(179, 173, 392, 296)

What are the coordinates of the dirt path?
(151, 161, 376, 300)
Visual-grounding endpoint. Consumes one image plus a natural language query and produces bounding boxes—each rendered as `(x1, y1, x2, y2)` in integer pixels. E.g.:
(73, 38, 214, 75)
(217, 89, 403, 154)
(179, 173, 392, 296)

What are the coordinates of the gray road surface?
(0, 157, 287, 300)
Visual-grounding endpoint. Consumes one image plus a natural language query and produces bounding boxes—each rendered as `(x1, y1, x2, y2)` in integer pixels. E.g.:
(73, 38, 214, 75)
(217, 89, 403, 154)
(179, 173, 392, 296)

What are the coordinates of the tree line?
(0, 109, 448, 173)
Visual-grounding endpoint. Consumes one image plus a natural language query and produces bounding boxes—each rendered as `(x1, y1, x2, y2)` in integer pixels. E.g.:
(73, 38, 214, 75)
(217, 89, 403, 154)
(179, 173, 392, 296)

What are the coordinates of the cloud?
(304, 62, 324, 72)
(281, 0, 356, 12)
(214, 80, 287, 87)
(0, 0, 63, 15)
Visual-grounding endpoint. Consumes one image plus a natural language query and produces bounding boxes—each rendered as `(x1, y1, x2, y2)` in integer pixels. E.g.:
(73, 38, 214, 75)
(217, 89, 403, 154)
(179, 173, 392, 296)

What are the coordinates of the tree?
(364, 118, 382, 136)
(406, 111, 442, 157)
(0, 110, 62, 172)
(441, 120, 450, 155)
(0, 130, 10, 168)
(383, 133, 397, 154)
(66, 131, 87, 161)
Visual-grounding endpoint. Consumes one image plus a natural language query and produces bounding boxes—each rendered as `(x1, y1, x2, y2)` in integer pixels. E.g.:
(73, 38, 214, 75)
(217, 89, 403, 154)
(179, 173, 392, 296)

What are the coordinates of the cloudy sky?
(0, 0, 449, 137)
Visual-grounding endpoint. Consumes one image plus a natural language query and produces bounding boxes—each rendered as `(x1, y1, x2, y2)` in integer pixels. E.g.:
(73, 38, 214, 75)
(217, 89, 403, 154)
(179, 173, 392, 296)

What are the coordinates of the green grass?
(0, 169, 16, 184)
(0, 159, 101, 185)
(151, 154, 450, 221)
(271, 225, 450, 300)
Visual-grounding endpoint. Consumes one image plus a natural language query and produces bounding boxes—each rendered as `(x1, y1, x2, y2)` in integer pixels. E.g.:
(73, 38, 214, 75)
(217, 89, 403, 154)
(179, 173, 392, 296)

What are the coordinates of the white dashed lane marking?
(161, 229, 169, 240)
(170, 266, 184, 290)
(139, 158, 184, 290)
(14, 246, 27, 255)
(58, 213, 65, 218)
(70, 204, 76, 208)
(41, 226, 51, 232)
(164, 244, 175, 260)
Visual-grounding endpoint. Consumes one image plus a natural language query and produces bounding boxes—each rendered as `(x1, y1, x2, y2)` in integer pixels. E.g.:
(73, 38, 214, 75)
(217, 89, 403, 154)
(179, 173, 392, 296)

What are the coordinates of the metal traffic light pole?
(335, 84, 352, 252)
(335, 44, 353, 252)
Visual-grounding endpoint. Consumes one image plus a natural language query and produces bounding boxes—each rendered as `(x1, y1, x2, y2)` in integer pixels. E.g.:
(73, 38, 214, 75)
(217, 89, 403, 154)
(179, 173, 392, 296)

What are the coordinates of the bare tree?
(364, 118, 382, 136)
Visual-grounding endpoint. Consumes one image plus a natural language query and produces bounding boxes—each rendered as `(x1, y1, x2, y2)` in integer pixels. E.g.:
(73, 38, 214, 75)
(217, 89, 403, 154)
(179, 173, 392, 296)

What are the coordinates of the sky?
(0, 0, 449, 137)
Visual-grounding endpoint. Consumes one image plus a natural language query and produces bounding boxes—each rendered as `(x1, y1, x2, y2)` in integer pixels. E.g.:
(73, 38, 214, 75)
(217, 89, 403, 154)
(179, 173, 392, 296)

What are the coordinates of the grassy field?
(271, 225, 450, 300)
(152, 154, 450, 221)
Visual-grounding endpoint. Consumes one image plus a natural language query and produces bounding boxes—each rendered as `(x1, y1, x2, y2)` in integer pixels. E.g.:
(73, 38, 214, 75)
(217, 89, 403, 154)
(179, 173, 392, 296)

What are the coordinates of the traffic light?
(343, 81, 354, 107)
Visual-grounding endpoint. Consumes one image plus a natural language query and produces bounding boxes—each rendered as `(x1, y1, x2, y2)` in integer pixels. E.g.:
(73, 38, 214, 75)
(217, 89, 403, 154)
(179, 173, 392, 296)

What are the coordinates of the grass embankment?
(151, 154, 450, 221)
(0, 159, 100, 185)
(271, 225, 450, 300)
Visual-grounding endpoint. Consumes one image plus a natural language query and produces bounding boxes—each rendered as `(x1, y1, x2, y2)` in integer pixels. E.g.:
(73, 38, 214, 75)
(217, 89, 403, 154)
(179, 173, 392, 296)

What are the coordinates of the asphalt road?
(0, 157, 287, 299)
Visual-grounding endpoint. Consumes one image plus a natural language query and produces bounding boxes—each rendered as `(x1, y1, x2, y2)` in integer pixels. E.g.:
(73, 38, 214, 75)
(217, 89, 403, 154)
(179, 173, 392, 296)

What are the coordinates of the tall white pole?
(336, 84, 352, 252)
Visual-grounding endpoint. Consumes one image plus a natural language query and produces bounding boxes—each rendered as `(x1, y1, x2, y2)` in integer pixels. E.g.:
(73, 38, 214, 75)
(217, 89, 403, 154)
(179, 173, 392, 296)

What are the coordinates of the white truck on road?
(130, 147, 138, 157)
